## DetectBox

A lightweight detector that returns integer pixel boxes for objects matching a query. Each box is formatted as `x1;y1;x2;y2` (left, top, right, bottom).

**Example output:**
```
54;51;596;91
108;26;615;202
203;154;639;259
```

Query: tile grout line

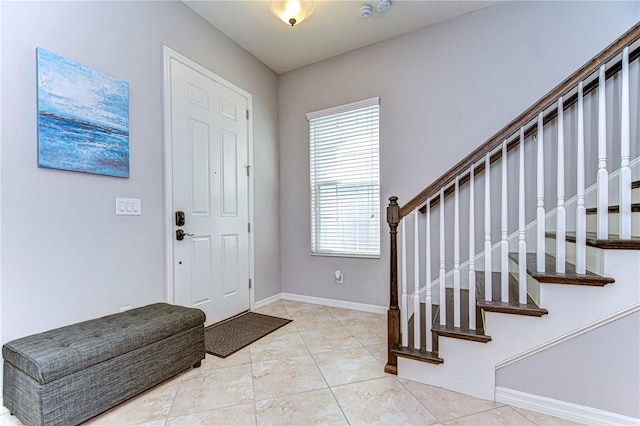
394;377;447;425
249;336;259;426
160;372;182;425
295;304;352;425
442;405;538;425
252;302;331;410
162;362;246;423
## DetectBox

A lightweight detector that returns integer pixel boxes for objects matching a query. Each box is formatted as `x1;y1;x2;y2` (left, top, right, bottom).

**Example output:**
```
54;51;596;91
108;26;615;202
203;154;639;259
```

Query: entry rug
204;312;292;358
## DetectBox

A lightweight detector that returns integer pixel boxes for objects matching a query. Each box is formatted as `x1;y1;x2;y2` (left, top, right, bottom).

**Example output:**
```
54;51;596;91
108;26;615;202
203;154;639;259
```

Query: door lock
175;211;185;226
176;229;194;241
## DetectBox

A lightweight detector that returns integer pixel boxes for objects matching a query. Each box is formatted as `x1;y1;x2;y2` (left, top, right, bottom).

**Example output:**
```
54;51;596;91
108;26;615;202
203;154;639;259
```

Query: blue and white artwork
37;48;129;178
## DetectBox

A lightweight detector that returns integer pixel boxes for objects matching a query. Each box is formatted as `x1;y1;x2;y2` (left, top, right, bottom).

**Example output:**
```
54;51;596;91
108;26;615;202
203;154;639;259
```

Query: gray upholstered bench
2;303;205;426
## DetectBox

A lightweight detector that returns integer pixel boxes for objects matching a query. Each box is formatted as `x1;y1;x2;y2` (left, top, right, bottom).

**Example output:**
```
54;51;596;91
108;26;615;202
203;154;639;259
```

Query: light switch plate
115;198;141;216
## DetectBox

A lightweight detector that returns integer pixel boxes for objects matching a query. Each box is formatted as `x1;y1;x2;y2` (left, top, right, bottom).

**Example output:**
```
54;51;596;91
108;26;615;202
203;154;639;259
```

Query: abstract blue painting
37;48;129;178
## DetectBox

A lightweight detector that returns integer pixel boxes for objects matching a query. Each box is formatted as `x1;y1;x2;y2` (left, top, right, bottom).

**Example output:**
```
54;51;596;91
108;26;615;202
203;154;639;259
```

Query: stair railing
385;23;640;374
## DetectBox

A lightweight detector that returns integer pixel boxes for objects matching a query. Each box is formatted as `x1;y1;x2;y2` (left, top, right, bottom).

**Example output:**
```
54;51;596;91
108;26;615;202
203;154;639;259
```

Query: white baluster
454;177;461;328
597;64;609;240
439;188;446;326
518;128;527;304
469;165;476;330
484;153;492;302
501;140;509;303
425;199;433;352
620;46;631;239
536;112;546;273
401;218;408;347
576;81;586;274
413;211;421;350
556;96;566;274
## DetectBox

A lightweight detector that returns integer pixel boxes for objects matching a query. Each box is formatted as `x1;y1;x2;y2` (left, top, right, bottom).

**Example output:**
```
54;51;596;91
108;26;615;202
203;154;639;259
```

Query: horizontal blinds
309;100;380;256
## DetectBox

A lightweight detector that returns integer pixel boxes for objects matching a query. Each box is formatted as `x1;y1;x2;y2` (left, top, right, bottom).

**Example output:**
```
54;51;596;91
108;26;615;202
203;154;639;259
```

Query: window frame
306;97;381;259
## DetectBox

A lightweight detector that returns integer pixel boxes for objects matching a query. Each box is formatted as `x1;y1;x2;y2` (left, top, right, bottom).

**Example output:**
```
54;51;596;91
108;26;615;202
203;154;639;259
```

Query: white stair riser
506;258;540;306
585;211;640;237
633;186;639;204
545;237;605;276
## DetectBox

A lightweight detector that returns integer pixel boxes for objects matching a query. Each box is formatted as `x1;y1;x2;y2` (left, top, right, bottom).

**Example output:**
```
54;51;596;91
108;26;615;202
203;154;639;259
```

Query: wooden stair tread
510;253;614;286
431;288;491;343
585;203;640;214
475;272;548;317
407;301;438;353
431;323;492;342
632;180;640;189
546;231;640;250
391;346;443;365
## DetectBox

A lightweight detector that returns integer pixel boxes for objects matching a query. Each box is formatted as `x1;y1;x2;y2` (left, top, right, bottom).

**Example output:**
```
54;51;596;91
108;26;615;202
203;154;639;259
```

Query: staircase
384;24;640;423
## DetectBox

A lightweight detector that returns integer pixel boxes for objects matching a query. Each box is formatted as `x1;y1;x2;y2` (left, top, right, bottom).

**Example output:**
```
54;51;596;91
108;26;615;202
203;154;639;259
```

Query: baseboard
495;387;640;426
280;293;387;314
253;293;283;310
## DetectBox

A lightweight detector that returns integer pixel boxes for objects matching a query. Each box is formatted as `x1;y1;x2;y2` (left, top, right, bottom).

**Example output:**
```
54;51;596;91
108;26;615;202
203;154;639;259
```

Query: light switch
115;198;141;216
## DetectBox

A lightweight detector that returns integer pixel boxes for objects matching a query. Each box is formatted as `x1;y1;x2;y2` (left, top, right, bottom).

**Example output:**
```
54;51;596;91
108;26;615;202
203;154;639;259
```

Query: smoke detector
359;4;373;19
376;0;392;14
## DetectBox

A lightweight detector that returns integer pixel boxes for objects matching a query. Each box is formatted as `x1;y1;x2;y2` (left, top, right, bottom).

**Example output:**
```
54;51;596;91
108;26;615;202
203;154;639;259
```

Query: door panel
169;56;250;326
189;119;211;215
221;131;238;216
221;234;240;297
191;237;213;306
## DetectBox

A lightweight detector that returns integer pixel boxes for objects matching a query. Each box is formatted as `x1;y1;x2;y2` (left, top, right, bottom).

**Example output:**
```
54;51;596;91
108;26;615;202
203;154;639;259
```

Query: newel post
385;196;400;374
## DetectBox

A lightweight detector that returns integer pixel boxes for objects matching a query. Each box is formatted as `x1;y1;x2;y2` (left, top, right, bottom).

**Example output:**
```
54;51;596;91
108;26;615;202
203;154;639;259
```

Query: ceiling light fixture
270;0;315;27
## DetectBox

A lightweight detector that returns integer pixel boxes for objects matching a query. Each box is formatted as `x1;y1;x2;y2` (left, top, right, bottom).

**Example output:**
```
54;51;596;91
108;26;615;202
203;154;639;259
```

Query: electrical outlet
335;270;343;284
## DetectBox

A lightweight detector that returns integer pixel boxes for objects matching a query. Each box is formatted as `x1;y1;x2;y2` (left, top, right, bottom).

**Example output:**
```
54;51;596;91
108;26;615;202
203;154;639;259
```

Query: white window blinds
307;97;380;257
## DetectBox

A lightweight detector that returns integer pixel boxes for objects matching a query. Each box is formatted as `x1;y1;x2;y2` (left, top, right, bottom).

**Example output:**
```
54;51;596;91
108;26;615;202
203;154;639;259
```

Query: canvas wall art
37;48;130;178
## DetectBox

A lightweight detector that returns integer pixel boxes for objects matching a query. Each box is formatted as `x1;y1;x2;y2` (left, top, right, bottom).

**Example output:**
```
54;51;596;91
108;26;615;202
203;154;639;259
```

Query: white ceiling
184;1;500;74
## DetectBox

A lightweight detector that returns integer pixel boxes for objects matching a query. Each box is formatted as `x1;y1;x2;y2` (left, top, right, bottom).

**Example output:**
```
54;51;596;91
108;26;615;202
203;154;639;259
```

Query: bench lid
2;303;205;384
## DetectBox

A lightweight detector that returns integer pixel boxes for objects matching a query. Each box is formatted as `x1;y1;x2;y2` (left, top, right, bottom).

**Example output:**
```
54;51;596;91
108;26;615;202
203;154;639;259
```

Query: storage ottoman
2;303;205;426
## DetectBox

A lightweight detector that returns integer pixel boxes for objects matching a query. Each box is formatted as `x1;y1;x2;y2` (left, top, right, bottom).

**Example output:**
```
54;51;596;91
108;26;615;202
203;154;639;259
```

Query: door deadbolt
176;229;194;241
175;211;185;227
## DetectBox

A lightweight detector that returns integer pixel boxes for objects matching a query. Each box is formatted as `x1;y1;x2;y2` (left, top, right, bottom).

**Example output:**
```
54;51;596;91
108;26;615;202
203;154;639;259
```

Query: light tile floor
0;300;582;426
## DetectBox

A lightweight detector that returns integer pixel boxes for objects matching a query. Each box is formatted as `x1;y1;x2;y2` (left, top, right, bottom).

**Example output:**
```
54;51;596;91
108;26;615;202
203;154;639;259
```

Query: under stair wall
495;310;640;420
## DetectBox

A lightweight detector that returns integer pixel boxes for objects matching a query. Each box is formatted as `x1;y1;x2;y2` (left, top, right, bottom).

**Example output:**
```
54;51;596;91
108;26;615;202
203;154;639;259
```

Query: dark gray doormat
204;312;292;358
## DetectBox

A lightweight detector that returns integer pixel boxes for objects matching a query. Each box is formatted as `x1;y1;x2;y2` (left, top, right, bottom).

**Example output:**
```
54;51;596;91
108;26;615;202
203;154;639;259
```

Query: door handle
176;229;194;241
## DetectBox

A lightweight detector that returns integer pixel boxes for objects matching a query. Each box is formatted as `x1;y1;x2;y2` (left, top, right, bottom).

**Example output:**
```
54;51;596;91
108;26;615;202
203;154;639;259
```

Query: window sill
311;252;380;259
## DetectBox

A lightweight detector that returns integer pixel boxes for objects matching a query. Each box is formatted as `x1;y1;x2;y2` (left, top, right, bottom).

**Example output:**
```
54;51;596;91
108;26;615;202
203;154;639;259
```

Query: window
307;97;380;258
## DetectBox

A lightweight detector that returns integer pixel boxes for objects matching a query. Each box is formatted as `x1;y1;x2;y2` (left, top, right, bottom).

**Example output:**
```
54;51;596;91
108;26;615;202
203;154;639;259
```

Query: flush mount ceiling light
270;0;315;27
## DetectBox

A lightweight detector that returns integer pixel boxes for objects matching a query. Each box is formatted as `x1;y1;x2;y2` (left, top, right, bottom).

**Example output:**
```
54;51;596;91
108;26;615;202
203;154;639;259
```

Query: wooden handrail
399;22;640;219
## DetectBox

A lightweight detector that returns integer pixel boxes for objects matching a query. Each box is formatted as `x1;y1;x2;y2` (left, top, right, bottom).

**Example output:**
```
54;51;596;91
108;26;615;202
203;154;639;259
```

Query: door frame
162;46;255;311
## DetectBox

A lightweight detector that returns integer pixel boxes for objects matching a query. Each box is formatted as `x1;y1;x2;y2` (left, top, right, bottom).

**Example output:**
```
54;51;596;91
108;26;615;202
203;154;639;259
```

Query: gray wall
0;1;280;344
278;1;638;306
496;311;640;418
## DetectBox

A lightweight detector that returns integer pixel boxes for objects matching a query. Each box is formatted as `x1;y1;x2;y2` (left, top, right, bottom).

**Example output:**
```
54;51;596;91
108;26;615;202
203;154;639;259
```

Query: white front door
166;50;251;326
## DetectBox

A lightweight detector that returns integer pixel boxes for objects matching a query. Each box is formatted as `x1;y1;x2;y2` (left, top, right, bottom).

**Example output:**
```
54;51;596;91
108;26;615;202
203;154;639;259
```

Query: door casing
162;46;254;311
